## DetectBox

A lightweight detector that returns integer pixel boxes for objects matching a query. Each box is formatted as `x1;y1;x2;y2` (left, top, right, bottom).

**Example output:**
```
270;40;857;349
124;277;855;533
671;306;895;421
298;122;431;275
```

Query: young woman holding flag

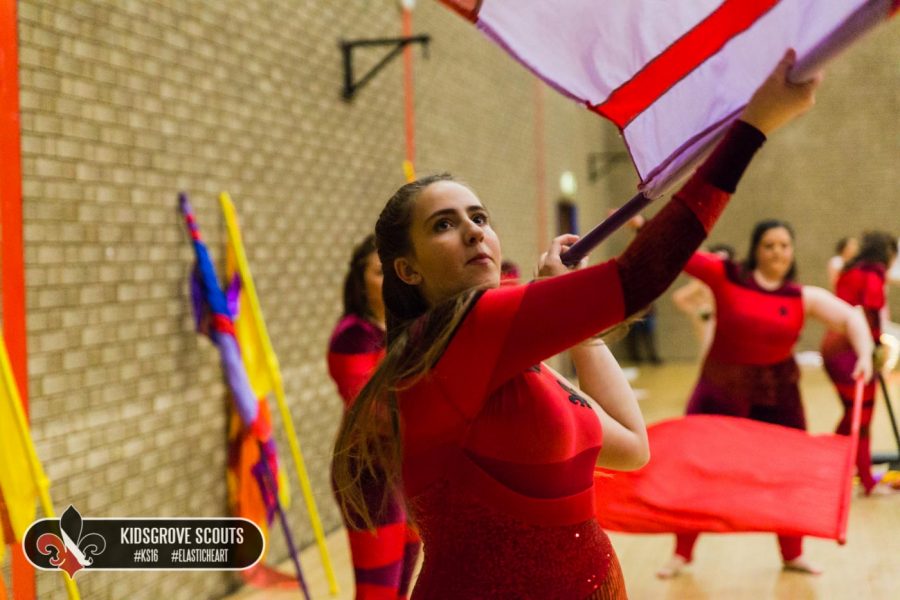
333;51;820;599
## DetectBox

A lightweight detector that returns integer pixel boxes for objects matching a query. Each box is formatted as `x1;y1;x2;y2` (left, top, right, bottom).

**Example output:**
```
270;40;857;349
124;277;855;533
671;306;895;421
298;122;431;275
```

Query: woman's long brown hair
331;173;478;529
844;230;896;272
342;234;377;319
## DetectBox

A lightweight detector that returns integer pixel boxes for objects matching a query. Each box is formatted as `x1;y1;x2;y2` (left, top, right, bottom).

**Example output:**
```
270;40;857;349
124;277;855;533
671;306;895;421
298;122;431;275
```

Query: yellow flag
0;335;81;598
0;333;44;548
225;244;275;401
220;193;340;594
222;196;288;510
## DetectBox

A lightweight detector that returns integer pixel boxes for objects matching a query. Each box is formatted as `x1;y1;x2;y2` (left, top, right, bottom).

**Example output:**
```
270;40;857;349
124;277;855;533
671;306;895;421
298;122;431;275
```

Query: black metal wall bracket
341;35;431;100
587;151;630;183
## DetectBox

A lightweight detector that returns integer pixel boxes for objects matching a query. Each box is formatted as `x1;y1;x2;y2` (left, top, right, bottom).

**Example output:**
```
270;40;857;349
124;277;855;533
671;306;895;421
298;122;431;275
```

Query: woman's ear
394;257;422;286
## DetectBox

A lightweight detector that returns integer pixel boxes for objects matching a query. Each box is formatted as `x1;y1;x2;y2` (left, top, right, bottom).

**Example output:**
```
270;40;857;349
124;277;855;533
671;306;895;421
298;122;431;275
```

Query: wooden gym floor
226;362;900;600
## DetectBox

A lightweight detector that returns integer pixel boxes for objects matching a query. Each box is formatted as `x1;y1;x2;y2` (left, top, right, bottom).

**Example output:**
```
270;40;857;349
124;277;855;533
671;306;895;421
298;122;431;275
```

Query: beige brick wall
12;2;899;598
16;2;612;598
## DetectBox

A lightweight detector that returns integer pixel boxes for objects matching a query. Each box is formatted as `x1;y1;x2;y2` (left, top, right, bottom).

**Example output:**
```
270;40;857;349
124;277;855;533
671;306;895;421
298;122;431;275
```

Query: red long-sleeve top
821;262;886;359
834;262;886;340
398;122;765;598
327;314;386;407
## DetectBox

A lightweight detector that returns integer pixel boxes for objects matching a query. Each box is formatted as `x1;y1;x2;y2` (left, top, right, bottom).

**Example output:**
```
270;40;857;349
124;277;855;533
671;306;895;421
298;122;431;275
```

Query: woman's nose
465;221;485;244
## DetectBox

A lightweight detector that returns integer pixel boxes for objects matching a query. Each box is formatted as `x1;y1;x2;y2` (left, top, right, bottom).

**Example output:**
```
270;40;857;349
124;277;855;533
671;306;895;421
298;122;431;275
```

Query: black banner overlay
23;506;264;577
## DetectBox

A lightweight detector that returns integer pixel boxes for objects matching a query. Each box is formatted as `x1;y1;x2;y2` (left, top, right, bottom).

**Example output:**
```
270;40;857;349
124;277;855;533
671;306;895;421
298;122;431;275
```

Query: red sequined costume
328;314;421;600
675;250;806;562
821;262;886;493
400;122;765;599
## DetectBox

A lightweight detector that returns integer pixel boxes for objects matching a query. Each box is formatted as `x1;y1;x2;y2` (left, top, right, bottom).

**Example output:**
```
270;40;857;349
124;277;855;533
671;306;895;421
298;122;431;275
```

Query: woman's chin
477;272;502;290
464;272;501;293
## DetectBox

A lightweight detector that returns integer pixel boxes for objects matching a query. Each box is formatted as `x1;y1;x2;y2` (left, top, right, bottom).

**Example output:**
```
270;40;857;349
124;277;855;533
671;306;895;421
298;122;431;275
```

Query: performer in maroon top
333;51;823;599
657;221;873;579
821;231;897;495
328;235;421;600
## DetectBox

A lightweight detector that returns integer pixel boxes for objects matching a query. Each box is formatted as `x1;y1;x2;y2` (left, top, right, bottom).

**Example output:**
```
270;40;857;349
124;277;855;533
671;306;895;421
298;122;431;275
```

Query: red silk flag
438;0;899;197
594;414;859;541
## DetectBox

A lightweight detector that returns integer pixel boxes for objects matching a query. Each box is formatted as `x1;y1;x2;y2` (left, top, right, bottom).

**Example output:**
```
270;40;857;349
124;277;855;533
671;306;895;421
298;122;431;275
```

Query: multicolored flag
179;193;309;599
439;0;898;197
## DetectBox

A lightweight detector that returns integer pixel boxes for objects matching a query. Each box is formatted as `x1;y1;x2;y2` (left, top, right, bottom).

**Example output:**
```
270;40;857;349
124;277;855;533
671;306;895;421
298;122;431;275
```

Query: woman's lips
467;254;492;265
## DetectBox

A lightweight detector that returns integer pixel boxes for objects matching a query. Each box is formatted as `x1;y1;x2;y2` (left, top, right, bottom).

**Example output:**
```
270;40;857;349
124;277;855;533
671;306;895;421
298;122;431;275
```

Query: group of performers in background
323;52;896;599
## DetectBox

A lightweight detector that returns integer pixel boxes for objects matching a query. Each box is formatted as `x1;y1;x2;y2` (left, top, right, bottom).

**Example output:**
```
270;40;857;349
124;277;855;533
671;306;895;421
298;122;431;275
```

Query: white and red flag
439;0;897;197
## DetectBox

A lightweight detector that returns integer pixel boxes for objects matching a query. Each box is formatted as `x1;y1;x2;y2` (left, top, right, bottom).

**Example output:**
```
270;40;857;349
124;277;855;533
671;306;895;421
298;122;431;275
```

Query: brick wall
15;2;611;598
12;2;900;598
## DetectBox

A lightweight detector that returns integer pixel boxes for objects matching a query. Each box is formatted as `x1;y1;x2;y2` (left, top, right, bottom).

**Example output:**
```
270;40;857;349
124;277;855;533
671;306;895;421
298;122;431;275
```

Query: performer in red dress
657;220;873;579
328;235;421;600
821;231;897;495
333;51;823;599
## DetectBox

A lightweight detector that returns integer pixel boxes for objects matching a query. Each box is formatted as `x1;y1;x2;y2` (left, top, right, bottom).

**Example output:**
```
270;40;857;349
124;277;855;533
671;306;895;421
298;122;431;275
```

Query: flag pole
561;0;897;266
219;193;340;595
253;441;310;600
560;192;651;266
401;5;416;171
790;0;898;83
837;378;866;544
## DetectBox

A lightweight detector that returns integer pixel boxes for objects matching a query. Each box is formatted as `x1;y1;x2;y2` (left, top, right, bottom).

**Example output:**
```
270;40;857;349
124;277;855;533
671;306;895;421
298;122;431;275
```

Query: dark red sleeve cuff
677;120;765;233
698;120;766;193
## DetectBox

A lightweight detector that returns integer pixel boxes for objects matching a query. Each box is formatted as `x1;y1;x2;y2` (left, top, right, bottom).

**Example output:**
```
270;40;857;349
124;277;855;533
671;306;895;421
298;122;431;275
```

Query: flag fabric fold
594;413;858;541
0;333;44;550
181;194;280;521
222;259;291;531
0;333;81;599
438;0;897;196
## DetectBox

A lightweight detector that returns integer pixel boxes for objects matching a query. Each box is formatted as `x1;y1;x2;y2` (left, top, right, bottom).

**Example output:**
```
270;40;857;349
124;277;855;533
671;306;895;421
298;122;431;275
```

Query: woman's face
754;226;794;281
394;181;501;306
363;251;384;320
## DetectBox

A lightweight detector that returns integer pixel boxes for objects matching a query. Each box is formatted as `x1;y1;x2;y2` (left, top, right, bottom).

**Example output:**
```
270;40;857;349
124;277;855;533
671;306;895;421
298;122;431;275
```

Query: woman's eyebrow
424;205;485;224
424;208;457;225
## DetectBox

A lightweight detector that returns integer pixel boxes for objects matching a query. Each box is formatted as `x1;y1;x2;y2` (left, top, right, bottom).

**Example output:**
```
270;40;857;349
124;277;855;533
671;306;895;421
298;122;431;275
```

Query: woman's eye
434;219;453;232
473;213;489;225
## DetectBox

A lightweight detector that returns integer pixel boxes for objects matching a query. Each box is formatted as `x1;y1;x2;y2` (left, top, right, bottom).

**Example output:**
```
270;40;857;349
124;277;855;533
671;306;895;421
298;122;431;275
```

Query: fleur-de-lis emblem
35;506;106;578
